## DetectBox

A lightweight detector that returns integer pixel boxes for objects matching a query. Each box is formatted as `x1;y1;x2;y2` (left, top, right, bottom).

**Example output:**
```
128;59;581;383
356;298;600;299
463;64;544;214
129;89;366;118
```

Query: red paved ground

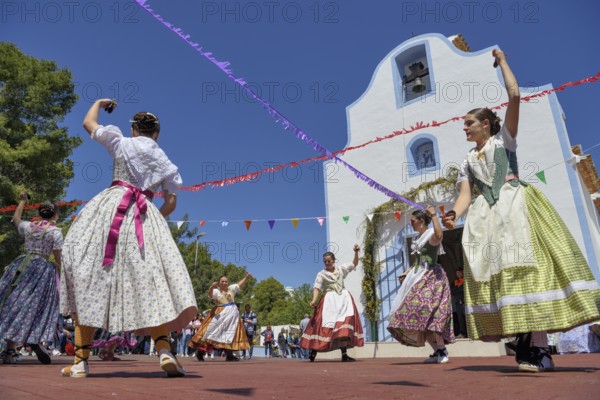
1;354;599;399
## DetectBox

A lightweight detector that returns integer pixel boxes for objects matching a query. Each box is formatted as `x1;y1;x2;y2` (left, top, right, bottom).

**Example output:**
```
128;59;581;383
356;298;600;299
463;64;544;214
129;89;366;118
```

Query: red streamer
2;71;598;212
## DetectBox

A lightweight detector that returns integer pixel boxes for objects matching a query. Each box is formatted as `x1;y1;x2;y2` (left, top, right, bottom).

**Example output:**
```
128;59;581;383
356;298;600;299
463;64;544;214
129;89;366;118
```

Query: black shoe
309;350;317;362
196;351;205;361
225;356;240;362
30;344;51;365
341;354;355;362
518;347;555;372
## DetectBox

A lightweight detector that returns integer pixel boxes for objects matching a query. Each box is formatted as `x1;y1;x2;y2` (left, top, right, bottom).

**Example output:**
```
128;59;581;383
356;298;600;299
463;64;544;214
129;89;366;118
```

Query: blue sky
3;0;600;288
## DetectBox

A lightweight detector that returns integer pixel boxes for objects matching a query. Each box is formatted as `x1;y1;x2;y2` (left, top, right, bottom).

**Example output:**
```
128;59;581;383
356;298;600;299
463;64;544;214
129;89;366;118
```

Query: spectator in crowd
241;304;257;360
261;326;274;358
278;329;288;358
298;314;310;359
452;270;467;338
177;321;193;357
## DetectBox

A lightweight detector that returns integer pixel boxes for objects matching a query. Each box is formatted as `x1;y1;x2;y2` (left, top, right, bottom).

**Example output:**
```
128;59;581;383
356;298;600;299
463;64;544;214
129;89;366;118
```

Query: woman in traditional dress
300;245;364;362
189;274;252;361
0;194;62;365
60;99;197;378
387;206;454;363
443;49;600;372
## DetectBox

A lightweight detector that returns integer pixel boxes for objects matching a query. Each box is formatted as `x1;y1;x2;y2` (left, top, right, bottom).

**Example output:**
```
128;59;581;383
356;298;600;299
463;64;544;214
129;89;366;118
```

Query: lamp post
194;232;207;274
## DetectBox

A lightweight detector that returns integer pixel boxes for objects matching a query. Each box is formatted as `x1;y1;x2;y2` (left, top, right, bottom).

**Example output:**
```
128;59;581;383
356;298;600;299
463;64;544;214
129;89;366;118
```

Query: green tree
252;277;288;325
265;283;312;326
0;42;81;263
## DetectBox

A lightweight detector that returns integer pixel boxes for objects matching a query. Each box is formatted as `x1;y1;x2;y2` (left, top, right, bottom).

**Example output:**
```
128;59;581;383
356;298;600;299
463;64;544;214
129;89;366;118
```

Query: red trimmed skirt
299;290;364;352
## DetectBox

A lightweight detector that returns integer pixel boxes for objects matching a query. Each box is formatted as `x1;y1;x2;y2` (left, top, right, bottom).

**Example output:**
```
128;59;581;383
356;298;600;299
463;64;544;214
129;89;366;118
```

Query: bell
412;77;426;93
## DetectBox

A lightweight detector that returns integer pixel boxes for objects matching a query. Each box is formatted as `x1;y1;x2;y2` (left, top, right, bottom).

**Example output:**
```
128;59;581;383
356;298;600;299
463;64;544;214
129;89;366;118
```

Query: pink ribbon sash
102;180;154;266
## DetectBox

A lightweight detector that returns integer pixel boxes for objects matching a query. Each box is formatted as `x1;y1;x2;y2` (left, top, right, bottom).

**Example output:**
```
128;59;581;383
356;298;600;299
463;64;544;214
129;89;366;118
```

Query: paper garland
135;0;424;211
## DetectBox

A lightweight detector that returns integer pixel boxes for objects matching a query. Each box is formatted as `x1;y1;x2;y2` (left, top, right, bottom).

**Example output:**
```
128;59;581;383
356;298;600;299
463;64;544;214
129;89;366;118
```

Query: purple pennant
268;220;275;230
135;1;424;211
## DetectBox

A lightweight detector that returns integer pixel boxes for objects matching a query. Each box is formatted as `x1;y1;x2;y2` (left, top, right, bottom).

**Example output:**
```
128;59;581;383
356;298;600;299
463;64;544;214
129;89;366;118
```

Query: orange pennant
244;220;252;231
292;218;299;229
199;220;206;227
394;211;402;221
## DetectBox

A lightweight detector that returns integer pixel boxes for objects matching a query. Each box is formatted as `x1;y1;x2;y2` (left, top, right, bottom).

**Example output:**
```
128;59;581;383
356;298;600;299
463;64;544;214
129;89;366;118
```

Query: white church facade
324;33;600;342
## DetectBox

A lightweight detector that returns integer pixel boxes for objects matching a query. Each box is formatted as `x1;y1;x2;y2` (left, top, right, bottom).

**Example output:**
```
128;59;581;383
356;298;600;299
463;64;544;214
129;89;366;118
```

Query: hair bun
38;202;58;219
131;112;160;134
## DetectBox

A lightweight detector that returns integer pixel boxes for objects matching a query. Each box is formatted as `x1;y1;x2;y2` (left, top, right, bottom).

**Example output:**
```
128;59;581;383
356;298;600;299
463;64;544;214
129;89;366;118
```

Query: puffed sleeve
92;125;124;157
496;124;517;152
338;262;357;278
229;284;241;294
52;228;64;250
211;288;220;301
17;221;29;237
313;272;324;290
161;170;183;194
457;157;473;187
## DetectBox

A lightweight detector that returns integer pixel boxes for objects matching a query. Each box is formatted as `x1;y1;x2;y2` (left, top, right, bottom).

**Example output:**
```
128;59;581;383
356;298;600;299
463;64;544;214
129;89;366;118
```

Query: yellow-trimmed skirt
189;304;250;351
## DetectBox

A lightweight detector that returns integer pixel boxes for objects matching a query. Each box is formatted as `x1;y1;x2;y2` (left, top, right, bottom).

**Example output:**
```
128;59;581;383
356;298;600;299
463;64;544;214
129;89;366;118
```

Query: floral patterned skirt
0;254;59;343
61;185;197;333
387;264;454;347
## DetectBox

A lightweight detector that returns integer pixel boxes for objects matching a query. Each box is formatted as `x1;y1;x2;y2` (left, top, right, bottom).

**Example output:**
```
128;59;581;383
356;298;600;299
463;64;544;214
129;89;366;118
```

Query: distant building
285;286;295;296
324;33;600;342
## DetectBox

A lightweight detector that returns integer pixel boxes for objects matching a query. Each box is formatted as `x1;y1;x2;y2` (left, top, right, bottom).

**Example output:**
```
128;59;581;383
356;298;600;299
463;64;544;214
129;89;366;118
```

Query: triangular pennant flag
317;217;325;226
535;171;547;184
366;214;374;222
244;220;252;231
438;205;445;214
394;211;402;221
292;218;299;229
199;220;206;227
176;221;184;229
221;221;229;227
268;220;275;230
342;216;350;224
71;214;76;220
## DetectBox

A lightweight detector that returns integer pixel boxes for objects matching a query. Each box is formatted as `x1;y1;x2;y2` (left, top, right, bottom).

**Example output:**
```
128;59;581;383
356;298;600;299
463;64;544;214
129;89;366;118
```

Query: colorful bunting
342;216;350;224
199;220;206;227
221;221;229;227
244;220;252;231
176;221;184;229
535;171;547;184
292;219;299;229
317;217;325;226
394;211;402;221
268;220;276;230
366;214;374;222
